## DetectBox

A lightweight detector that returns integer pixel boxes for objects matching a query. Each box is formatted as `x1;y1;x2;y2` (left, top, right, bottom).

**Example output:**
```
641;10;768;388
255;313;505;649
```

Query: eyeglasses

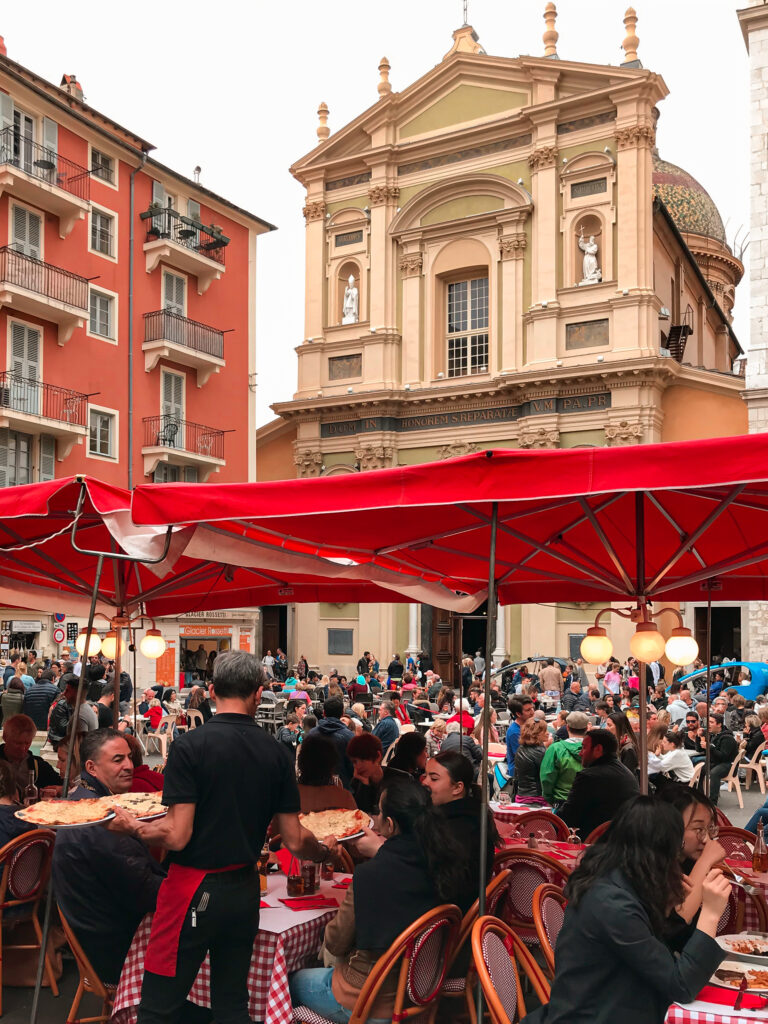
686;825;719;840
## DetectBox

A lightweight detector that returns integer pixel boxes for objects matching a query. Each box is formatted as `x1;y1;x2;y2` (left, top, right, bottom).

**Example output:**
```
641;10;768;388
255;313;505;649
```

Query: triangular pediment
291;47;656;182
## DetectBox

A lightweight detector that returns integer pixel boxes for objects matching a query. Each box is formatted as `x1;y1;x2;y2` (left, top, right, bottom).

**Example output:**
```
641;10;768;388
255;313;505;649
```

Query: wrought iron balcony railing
0;372;88;426
140;207;228;266
0;246;88;309
0;126;91;202
143;415;225;460
143;310;224;359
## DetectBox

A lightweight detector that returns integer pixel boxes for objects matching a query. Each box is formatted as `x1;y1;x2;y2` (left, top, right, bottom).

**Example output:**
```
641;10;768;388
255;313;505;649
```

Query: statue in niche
578;226;602;286
342;274;359;324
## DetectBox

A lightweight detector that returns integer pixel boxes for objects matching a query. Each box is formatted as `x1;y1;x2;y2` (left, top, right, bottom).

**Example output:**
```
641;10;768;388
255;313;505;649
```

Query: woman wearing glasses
659;785;726;951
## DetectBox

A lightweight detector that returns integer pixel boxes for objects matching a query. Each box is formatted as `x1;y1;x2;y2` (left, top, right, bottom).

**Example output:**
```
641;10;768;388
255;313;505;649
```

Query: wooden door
431;608;462;688
262;607;281;657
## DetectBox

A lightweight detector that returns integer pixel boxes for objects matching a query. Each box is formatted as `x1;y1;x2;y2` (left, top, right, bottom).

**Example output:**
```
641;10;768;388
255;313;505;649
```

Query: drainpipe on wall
128;153;147;489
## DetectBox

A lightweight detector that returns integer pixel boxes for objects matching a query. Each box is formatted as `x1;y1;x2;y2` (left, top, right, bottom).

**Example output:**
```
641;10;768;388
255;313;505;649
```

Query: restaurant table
490;800;555;822
666;997;768;1022
500;836;585;871
111;871;343;1024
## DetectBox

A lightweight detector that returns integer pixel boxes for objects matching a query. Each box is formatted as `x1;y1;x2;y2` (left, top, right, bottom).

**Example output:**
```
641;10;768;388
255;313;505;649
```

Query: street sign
66;622;79;644
52;626;66;644
53;613;66;623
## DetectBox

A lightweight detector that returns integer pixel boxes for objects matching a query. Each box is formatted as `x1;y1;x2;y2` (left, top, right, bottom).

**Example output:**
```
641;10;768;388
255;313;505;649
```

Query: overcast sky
2;0;749;426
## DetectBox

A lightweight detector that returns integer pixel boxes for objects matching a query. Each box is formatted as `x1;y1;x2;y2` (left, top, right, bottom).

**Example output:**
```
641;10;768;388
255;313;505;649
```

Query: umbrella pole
113;621;123;729
30;554;105;1024
638;660;648;794
476;501;498;1024
704;588;713;798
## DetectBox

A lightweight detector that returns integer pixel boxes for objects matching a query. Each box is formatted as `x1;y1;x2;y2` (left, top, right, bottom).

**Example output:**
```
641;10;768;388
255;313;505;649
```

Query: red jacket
394;704;411;725
131;764;164;793
143;705;164;731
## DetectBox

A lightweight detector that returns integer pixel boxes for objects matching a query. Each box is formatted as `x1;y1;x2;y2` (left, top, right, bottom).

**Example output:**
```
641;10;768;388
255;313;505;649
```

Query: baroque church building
257;7;747;676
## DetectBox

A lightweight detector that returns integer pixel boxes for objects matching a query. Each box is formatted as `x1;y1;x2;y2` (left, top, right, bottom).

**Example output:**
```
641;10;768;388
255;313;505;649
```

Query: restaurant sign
321;392;611;438
179;625;233;638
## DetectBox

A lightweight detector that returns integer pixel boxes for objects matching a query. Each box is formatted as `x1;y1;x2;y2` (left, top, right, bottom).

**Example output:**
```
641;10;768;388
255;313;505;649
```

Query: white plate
711;960;768;992
717;933;768;960
14;808;116;830
135;810;168;822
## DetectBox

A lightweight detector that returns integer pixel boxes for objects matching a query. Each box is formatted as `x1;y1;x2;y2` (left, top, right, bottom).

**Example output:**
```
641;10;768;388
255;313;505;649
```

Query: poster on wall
155;640;176;687
239;629;252;653
66;622;79;645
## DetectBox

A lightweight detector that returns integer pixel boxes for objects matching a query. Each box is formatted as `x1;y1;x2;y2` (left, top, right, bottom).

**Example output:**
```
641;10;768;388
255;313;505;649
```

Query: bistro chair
491;849;571;946
471;916;551;1024
293;903;461;1024
688;762;704;788
744;741;768;793
720;743;747;809
440;870;514;1023
58;908;115;1024
176;708;204;733
155;418;179;447
532;883;568;978
144;713;177;759
0;829;59;1014
514;810;570;843
717;826;757;861
583;820;611;845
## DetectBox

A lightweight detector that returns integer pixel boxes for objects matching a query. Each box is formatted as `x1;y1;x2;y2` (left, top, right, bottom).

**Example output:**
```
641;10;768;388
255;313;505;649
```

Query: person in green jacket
540;711;587;806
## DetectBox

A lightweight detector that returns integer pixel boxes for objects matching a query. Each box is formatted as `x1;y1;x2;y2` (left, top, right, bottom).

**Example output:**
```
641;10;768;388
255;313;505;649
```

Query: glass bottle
753;818;768;873
527;832;539;850
257;842;270;894
22;771;38;807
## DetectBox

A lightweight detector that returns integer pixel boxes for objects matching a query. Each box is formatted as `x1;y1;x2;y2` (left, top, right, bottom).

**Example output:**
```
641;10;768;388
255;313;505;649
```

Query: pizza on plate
109;792;166;818
299;808;369;839
16;798;113;826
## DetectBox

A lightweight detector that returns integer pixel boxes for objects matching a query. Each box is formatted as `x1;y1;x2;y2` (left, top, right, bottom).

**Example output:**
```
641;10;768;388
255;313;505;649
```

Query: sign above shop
11;621;42;633
179;626;234;638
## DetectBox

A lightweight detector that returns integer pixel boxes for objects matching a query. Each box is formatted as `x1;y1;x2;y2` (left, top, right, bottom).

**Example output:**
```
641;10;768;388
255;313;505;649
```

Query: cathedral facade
257;10;746;677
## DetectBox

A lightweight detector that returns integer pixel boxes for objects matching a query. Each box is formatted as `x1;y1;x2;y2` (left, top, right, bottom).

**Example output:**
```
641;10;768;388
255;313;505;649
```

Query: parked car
677;661;768;702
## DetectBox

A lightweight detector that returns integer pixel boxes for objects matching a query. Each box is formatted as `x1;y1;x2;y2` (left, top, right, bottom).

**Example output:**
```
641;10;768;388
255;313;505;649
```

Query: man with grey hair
112;650;339;1024
372;700;400;755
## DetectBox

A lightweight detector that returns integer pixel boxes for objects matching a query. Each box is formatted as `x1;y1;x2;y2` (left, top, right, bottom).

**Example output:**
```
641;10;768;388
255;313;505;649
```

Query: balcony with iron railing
140;207;230;294
0;247;88;345
142;310;226;386
0;127;90;237
141;414;227;481
0;372;89;459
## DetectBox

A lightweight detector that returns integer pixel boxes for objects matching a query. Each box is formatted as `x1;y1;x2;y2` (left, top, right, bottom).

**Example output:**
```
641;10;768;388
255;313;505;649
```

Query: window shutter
187;200;200;222
161;371;184;421
163;273;185;315
42;118;58;161
11;206;26;252
27;211;41;260
152;180;166;206
24;327;40;381
0;428;7;489
154;462;168;483
39;435;55;481
12;207;41;259
11;322;26;373
183;466;198;483
0;93;13;134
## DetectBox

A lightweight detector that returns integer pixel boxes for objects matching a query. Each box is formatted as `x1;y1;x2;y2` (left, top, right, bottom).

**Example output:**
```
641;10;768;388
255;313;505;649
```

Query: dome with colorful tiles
652;154;727;246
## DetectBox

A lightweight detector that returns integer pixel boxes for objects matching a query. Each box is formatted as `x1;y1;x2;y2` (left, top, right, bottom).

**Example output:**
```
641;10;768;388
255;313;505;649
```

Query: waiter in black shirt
111;650;338;1024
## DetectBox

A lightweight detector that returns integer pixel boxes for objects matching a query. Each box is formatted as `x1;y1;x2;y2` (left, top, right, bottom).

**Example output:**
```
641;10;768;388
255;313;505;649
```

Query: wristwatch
315;840;330;862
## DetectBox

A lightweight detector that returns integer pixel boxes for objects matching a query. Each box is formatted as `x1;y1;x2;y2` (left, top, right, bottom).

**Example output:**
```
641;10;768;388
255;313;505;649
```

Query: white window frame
88;202;118;262
9;200;44;262
446;275;489;379
162;270;187;317
6;315;43;380
86;284;119;345
85;403;119;463
87;143;118;190
160;368;185;421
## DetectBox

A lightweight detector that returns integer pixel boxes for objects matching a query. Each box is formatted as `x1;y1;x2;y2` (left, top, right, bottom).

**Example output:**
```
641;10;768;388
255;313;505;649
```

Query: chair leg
760;768;766;796
31;910;60;997
735;777;744;809
67;977;84;1024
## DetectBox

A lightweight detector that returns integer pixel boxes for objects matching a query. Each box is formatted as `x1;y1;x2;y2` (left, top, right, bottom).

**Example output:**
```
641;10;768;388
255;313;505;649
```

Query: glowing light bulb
580;627;613;665
75;628;102;658
139;629;166;659
665;628;699;667
629;622;666;662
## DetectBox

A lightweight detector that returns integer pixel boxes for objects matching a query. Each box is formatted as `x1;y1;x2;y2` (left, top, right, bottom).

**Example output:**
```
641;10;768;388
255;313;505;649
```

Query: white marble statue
578;228;602;286
342;274;359;324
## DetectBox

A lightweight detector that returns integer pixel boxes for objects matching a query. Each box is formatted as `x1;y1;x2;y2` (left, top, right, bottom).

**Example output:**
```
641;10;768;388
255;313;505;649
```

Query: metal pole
634;494;649;794
476;501;498;1024
112;621;123;729
704;587;713;797
30;554;105;1024
638;659;647;794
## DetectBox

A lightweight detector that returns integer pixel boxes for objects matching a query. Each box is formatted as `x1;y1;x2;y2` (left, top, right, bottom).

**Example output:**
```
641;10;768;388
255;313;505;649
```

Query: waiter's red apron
145;862;247;977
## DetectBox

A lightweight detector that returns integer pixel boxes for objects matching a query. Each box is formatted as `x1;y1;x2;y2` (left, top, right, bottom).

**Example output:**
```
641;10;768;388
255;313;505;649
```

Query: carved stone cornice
499;233;527;260
354;443;395;471
302;200;326;222
517;427;559;449
368;184;400;206
294;447;323;476
437;441;480;460
615;124;655;150
399;252;423;277
604;419;644;446
528;145;559;171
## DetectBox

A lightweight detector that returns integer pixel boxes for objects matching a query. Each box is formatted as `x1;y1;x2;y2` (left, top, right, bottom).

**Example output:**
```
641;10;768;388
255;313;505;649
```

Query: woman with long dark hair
290;777;472;1022
523;797;730;1024
296;734;357;814
605;711;640;775
387;731;427;779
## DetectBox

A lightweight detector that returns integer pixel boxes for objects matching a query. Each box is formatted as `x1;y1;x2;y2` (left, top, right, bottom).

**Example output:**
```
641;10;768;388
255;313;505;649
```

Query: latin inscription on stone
565;319;609;350
328;354;363;380
320;392;611;437
571;178;607;199
335;230;363;247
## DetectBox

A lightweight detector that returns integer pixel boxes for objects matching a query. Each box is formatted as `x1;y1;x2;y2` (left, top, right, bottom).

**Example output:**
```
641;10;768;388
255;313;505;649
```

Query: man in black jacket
308;697;355;788
561;681;591;714
558;729;639;840
704;713;739;806
22;670;59;730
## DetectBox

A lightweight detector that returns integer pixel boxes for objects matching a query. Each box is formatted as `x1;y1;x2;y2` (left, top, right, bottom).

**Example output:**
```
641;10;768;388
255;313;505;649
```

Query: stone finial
543;2;558;58
317;102;330;141
443;24;486;59
378;57;392;98
622;7;639;64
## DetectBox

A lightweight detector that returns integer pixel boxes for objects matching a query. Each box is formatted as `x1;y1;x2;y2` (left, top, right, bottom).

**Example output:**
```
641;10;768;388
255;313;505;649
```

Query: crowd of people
0;640;760;1023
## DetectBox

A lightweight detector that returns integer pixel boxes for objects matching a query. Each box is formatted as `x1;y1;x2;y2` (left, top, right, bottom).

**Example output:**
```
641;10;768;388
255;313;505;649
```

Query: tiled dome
652;154;727;246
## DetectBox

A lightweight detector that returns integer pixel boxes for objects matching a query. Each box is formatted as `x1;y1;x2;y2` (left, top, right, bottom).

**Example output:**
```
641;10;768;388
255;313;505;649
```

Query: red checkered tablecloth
111;878;337;1024
666;1001;768;1022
